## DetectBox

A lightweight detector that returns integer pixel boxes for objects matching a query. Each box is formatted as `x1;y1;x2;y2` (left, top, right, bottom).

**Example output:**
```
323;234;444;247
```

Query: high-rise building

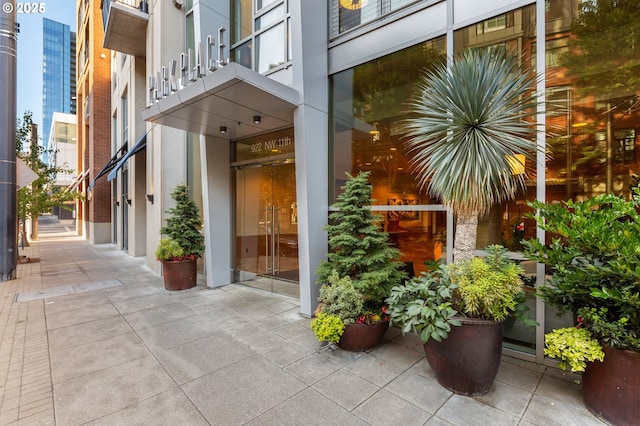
42;18;76;154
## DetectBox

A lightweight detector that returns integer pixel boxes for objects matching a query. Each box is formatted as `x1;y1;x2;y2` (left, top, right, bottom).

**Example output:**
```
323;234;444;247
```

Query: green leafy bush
544;327;604;372
386;267;460;343
310;313;345;344
316;271;364;325
386;245;535;344
155;238;185;261
523;192;640;352
449;245;525;321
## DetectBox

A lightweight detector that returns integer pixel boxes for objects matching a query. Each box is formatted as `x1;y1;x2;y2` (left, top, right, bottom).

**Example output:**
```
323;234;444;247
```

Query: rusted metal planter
583;345;640;426
424;317;504;396
337;319;390;351
161;258;197;291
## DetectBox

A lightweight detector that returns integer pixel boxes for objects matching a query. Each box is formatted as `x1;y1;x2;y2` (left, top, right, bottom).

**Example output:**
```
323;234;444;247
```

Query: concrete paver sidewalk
0;218;608;425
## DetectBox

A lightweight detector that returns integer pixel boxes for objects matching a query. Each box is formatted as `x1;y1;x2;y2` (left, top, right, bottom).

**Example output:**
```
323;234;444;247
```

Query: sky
16;0;77;131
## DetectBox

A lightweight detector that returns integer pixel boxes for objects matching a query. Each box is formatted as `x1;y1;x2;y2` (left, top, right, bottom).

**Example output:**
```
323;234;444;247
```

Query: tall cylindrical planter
583;346;640;426
161;258;197;291
337;320;390;352
424;317;504;396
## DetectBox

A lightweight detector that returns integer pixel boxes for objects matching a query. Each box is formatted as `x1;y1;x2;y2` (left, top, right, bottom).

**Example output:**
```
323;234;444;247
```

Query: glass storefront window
451;5;538;354
541;0;640;333
330;36;448;276
256;23;285;73
453;4;537;255
545;0;640;202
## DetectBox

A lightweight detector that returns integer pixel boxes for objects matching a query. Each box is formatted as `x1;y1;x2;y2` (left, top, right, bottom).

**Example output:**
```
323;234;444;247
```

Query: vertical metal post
0;1;18;281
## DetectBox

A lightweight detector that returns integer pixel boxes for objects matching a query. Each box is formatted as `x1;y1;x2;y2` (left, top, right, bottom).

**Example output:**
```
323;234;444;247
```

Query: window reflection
256;23;285;73
546;0;640;201
330;37;447;276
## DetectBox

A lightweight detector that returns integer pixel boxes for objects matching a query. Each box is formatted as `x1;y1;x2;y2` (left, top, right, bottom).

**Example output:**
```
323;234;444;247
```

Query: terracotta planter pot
583;345;640;426
423;317;504;396
161;258;197;291
337;319;390;351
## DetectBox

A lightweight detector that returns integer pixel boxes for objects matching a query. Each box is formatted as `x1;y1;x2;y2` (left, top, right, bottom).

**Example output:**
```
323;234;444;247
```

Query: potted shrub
312;171;406;351
523;192;640;425
157;184;204;291
393;46;540;395
311;271;389;351
386;245;535;395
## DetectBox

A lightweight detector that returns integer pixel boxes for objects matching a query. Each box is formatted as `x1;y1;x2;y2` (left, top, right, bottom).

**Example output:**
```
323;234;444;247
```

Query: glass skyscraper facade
42;18;76;155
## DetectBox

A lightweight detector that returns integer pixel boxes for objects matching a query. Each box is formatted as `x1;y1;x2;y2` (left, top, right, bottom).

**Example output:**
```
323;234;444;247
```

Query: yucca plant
402;47;541;261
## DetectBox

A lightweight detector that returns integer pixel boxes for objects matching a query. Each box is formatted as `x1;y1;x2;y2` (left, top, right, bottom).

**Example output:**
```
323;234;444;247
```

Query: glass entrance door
235;160;299;297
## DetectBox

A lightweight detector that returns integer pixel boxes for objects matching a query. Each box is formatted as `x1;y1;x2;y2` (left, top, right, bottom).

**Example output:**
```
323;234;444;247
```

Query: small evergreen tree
160;184;204;258
16;111;83;239
316;171;406;306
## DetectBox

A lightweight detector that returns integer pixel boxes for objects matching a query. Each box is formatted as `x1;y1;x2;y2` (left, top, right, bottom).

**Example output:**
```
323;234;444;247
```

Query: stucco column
200;134;232;287
290;0;329;317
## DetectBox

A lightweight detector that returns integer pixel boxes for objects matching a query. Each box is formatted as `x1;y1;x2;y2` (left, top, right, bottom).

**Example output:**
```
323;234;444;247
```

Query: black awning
88;144;128;190
107;133;147;182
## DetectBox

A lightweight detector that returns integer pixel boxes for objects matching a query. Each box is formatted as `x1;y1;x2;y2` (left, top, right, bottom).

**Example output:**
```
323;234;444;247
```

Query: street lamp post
0;1;18;281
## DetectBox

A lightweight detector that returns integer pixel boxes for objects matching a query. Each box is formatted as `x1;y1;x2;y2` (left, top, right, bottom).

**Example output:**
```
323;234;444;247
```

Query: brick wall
77;0;112;225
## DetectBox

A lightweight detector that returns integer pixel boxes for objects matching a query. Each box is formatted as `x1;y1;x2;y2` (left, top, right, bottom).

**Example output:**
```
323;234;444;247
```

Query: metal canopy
141;63;299;140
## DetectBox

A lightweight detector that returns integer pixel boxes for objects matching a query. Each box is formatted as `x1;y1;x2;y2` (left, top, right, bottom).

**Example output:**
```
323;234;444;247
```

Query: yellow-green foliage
448;245;523;321
155;238;184;261
310;313;345;343
545;327;604;372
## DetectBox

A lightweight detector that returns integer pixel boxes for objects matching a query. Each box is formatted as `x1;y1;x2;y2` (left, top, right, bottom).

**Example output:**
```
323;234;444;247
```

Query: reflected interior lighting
340;0;369;10
572;122;588;128
365;162;372;166
390;147;397;151
507;153;526;175
369;130;380;135
397;167;404;171
271;149;279;153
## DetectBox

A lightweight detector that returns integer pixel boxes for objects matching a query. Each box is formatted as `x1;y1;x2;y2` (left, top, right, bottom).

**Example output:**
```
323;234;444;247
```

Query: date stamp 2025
2;2;46;14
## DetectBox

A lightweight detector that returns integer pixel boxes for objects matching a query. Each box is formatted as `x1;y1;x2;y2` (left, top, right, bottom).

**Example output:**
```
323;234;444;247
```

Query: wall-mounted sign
234;128;295;163
148;27;228;105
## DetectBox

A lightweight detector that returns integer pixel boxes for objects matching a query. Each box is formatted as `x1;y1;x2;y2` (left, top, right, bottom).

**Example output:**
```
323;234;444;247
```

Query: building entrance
234;159;299;298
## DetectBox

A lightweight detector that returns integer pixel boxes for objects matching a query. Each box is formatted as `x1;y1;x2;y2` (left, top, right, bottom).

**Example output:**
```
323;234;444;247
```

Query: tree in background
560;0;640;193
16;111;82;241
